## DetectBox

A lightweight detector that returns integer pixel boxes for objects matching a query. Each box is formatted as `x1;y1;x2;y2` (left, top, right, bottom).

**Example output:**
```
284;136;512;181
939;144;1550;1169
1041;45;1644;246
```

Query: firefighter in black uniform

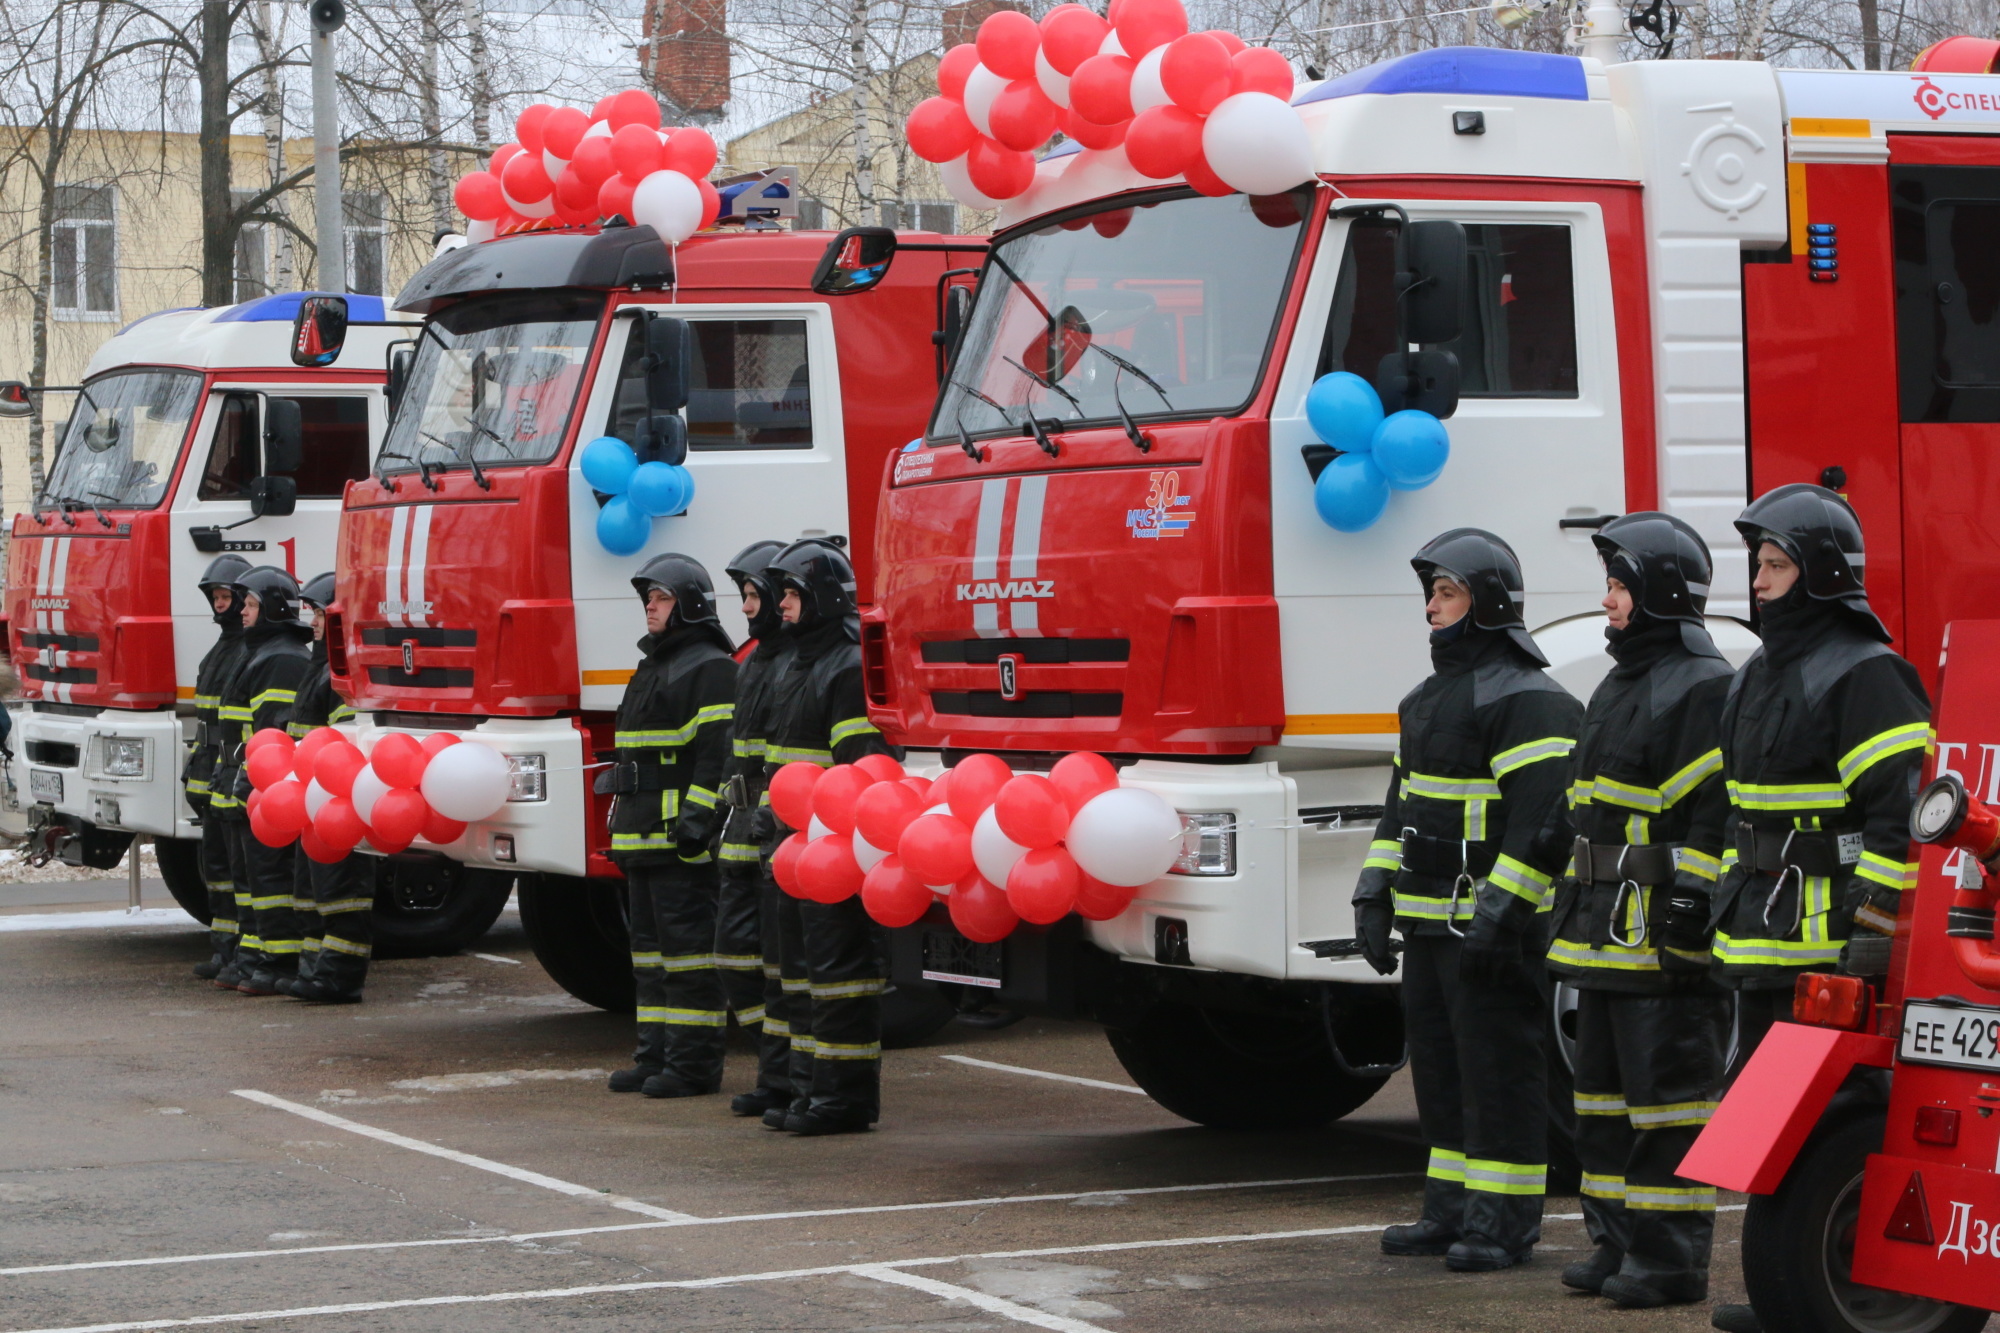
189;553;251;982
210;567;314;996
1547;514;1735;1309
762;539;895;1136
281;572;371;1003
1707;485;1930;1333
717;539;793;1118
1353;529;1582;1271
603;553;737;1099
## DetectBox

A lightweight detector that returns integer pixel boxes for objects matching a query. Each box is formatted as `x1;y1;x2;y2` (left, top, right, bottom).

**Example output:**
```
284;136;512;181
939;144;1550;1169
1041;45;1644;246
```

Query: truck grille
19;631;99;652
930;690;1122;718
26;740;79;767
360;627;478;647
922;638;1129;664
366;666;474;689
24;664;97;685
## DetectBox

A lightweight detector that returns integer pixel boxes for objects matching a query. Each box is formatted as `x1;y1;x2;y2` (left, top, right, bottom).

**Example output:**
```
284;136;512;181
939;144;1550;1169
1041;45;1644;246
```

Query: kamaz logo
29;597;69;610
955;580;1054;602
377;598;434;618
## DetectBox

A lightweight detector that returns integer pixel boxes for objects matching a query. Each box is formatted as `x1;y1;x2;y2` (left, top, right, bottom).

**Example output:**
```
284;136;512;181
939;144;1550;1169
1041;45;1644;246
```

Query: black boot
193;955;225;980
1446;1235;1532;1271
731;1087;790;1117
764;1096;809;1131
236;969;284;996
1710;1304;1762;1332
789;1108;873;1136
607;1066;660;1093
1561;1244;1623;1293
1603;1271;1707;1308
1381;1219;1459;1256
641;1073;718;1099
288;977;362;1004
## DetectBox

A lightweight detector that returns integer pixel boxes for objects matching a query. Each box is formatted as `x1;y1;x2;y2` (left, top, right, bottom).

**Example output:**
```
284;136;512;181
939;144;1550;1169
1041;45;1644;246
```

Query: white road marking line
470;953;521;965
231;1090;693;1222
940;1054;1148;1094
0;1172;1421;1277
0;909;198;934
852;1264;1113;1333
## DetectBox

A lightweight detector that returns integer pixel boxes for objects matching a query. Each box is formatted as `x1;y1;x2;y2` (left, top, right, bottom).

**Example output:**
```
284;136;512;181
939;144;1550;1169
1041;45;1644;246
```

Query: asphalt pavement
0;905;1751;1332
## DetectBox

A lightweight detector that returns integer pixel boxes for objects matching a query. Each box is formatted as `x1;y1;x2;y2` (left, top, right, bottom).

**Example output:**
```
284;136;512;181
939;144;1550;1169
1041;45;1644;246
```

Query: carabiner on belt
1606;844;1649;949
1763;829;1806;939
1446;839;1474;938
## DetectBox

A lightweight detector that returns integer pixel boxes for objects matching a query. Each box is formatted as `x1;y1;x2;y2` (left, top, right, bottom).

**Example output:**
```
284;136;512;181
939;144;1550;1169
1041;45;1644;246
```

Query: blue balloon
595;495;652;555
1313;453;1391;532
1305;372;1385;454
668;464;695;514
580;436;637;495
1372;410;1450;491
627;461;684;517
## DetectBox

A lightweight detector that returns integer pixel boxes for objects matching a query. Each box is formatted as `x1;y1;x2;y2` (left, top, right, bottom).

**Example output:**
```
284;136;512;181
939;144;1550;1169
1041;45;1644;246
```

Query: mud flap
1679;1023;1893;1193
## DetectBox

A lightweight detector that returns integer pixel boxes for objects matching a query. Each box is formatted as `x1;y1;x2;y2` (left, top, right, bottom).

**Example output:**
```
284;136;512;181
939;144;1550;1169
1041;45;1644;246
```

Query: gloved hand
1840;929;1893;979
1658;895;1713;979
674;807;717;860
1850;881;1902;938
750;804;776;844
1459;912;1525;988
1355;900;1398;976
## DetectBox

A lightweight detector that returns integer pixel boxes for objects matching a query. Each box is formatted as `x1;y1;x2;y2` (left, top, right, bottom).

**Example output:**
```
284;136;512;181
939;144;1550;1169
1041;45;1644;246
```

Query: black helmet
300;571;337;610
198;553;251;596
1593;512;1711;623
631;552;718;625
233;565;302;625
726;539;787;640
769;539;857;626
1412;527;1544;664
1734;483;1888;638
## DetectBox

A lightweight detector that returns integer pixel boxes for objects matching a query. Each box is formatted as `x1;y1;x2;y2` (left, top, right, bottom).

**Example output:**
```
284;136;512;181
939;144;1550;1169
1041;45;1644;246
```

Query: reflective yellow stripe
736;1005;766;1025
321;936;372;957
1575;775;1663;814
719;842;761;862
1491;736;1574;778
762;1017;791;1038
1838;723;1931;786
1712;930;1843;967
1402;772;1502;801
631;951;664;967
1626;1184;1717;1211
636;1007;670;1024
686;785;719;810
1392;891;1476;922
810;978;886;1000
713;953;761;970
218;706;253;722
1363;839;1401;872
661;1008;727;1027
660;953;712;972
1581;1173;1626;1200
1427;1148;1466;1183
830;716;879;746
1574;1092;1627;1116
1660;748;1724;807
732;738;768;758
1463;1157;1545;1196
1855;851;1909;890
285;722;312;738
1548;937;1663;972
791;1035;818;1054
814;1040;881;1060
1676;848;1722;882
319;897;372;915
249;688;296;712
1627;1100;1718;1128
611;833;679;850
1727;779;1847;811
768;745;832;764
1488;854;1551;908
329;705;357;723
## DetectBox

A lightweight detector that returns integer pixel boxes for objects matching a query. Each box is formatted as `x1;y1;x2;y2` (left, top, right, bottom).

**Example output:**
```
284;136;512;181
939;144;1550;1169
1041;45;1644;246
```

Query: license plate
920;928;1003;988
28;769;62;803
1900;1000;2000;1072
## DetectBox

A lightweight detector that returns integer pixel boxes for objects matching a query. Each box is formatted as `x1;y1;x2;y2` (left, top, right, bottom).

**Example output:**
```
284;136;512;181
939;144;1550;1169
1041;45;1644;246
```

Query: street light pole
309;0;347;293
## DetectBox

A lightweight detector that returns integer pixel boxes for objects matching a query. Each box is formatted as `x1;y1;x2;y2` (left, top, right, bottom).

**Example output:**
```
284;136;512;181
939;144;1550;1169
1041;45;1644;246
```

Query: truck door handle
1558;514;1616;530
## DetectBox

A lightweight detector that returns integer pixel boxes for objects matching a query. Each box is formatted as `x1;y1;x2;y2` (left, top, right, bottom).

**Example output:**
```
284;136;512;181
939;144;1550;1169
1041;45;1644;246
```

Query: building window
51;185;116;319
879;200;958;234
344;190;386;296
233;190;270;303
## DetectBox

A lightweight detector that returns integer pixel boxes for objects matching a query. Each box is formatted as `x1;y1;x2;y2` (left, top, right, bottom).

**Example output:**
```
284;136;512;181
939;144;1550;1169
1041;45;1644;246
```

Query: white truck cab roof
82;292;407;380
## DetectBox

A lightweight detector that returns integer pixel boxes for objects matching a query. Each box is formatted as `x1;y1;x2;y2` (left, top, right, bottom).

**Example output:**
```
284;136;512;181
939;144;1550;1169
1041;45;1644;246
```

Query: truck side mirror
386;342;415;417
262;396;304;474
1402;220;1466;346
645;315;691;414
247;474;297;518
812;227;897;295
291;294;349;367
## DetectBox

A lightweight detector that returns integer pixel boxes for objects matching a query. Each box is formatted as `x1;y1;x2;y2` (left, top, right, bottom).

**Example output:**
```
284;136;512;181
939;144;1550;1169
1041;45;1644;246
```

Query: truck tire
517;873;636;1013
881;984;957;1049
1741;1111;1989;1333
154;837;210;924
1548;980;1583;1196
1105;1002;1388;1130
371;861;514;959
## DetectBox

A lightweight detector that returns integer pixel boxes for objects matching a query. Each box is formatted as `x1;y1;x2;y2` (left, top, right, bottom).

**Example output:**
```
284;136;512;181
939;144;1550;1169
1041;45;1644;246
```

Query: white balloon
939;156;1001;210
304;778;333;820
1098;29;1127;55
1035;47;1071;109
971;805;1029;890
1129;46;1170;112
350;765;392;826
583;119;613;140
961;63;1008;138
420;741;513;822
1066;787;1185;887
466;219;497;244
500;183;554;219
808;815;832;841
1202;92;1317;197
542;149;569;182
630;169;703;244
853;831;888;872
923;803;951;817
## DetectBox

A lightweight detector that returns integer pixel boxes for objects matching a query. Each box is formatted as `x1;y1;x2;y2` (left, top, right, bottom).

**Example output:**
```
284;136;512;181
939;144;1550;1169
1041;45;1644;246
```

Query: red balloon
292;726;343;785
902;774;935;802
966;138;1035;201
370;732;427;789
607;88;661;130
553;169;597;224
949;873;1019;943
250;804;295;849
993;773;1071;849
1160;32;1232;113
1229;47;1295;100
924;768;953;808
697;178;721;229
260;778;308;835
906;96;978;164
1126;104;1203;178
371;787;429;848
1076;871;1140;920
1061;108;1128;150
301;828;345;864
247;744;295;792
454;171;506;222
797;833;865;903
855;780;924;852
1007;846;1081;924
1182;152;1235;197
501;150;553;204
769;760;825;832
1093;208;1133;237
976;8;1042;79
1068;54;1137;126
246;728;294;757
420;731;461;757
773;831;810;897
1041;3;1111;75
543;106;591;159
947;753;1013;824
1114;0;1188;55
516;103;553;154
488;142;523;176
611;123;663;182
899;812;975;886
1050;752;1119;813
663;127;719;179
597;174;637;224
937;42;981;99
591;94;618;121
989;79;1059;152
811;763;874;837
315;794;367;852
855;753;905;784
313;741;366;799
421;807;468;846
1203;28;1247;54
569;135;616;189
861;855;934;928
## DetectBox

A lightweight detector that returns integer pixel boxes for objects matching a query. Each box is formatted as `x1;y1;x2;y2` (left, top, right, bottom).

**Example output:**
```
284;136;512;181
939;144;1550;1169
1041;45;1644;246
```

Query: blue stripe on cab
1295;47;1590;106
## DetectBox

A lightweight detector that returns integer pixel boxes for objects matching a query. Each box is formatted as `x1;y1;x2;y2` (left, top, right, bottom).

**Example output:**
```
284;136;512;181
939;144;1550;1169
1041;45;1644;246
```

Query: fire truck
332;218;981;1013
862;36;2000;1156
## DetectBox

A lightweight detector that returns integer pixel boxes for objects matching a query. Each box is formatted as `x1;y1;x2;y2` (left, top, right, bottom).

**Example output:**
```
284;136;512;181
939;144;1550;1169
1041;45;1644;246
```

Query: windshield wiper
1087;345;1168;454
453;417;499;490
83;490;121;528
999;359;1076;459
944;391;989;464
414;432;458;491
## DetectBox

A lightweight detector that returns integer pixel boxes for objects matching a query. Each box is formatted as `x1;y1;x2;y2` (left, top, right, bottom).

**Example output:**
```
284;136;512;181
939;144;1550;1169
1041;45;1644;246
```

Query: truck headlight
90;736;149;779
505;753;547;802
1171;811;1236;876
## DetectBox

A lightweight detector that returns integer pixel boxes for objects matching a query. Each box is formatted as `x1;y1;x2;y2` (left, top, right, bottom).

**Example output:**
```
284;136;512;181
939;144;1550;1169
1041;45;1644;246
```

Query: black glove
1355;900;1398;976
1839;929;1893;979
674;808;717;859
750;804;776;844
1459;911;1525;988
1658;895;1713;978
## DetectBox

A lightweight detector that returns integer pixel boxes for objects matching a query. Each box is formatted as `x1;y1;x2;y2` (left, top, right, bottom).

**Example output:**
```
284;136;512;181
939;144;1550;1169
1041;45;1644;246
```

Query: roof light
1294;47;1588;108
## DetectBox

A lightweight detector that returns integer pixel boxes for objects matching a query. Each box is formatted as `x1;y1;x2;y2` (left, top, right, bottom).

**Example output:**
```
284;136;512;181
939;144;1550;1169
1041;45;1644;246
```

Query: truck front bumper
9;705;191;839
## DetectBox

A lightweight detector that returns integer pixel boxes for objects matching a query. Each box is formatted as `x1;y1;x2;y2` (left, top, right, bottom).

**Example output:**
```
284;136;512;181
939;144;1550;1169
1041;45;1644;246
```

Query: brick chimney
942;0;1026;50
643;0;729;124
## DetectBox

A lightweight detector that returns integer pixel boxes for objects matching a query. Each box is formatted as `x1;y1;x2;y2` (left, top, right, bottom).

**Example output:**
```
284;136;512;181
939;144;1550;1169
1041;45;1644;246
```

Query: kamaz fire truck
862;35;2000;1165
331;218;981;1011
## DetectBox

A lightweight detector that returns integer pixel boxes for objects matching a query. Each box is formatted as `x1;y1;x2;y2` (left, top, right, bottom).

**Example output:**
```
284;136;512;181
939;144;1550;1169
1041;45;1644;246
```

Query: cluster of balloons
579;435;694;556
452;92;722;244
767;752;1184;943
245;728;515;859
903;0;1315;208
1305;372;1452;532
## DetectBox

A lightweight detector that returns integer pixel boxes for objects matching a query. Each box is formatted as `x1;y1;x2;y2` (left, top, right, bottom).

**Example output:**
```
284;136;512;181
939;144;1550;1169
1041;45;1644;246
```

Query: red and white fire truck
331;218;981;1009
863;38;2000;1149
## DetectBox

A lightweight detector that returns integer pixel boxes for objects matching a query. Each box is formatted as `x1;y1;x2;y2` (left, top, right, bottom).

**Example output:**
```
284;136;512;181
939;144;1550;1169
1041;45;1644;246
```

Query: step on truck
331;217;983;1012
1;294;403;921
863;42;2000;1144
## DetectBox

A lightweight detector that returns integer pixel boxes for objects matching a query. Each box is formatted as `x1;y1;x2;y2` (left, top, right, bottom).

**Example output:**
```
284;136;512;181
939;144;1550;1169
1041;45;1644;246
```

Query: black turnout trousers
226;818;302;977
201;813;240;965
776;891;883;1124
626;859;727;1089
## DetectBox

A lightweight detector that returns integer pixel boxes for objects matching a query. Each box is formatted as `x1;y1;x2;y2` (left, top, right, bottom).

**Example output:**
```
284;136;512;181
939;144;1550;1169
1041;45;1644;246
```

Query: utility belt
723;772;767;810
594;761;681;796
1396;830;1498;880
1564;838;1680;950
1723;821;1863;942
1571;838;1677;886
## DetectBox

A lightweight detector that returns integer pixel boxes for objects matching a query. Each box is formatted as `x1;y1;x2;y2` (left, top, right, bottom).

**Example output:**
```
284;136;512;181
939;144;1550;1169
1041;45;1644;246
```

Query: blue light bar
1295;47;1589;107
213;291;388;323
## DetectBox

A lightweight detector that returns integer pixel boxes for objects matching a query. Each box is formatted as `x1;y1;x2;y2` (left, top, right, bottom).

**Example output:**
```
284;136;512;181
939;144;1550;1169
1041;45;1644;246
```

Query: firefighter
602;553;737;1099
281;572;372;1004
1547;513;1735;1309
717;539;793;1118
762;539;895;1136
1352;528;1582;1271
189;553;252;983
209;567;314;996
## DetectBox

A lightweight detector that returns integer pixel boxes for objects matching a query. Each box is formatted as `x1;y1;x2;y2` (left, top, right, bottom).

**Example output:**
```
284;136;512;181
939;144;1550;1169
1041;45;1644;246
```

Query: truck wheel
154;837;210;924
371;862;514;959
1547;981;1583;1196
1105;1002;1388;1130
1742;1112;1989;1333
881;984;957;1049
516;873;636;1013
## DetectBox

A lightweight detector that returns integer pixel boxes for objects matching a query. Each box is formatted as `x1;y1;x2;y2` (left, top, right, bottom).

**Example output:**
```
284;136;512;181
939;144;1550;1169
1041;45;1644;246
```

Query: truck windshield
40;368;201;511
382;291;603;472
933;189;1310;441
